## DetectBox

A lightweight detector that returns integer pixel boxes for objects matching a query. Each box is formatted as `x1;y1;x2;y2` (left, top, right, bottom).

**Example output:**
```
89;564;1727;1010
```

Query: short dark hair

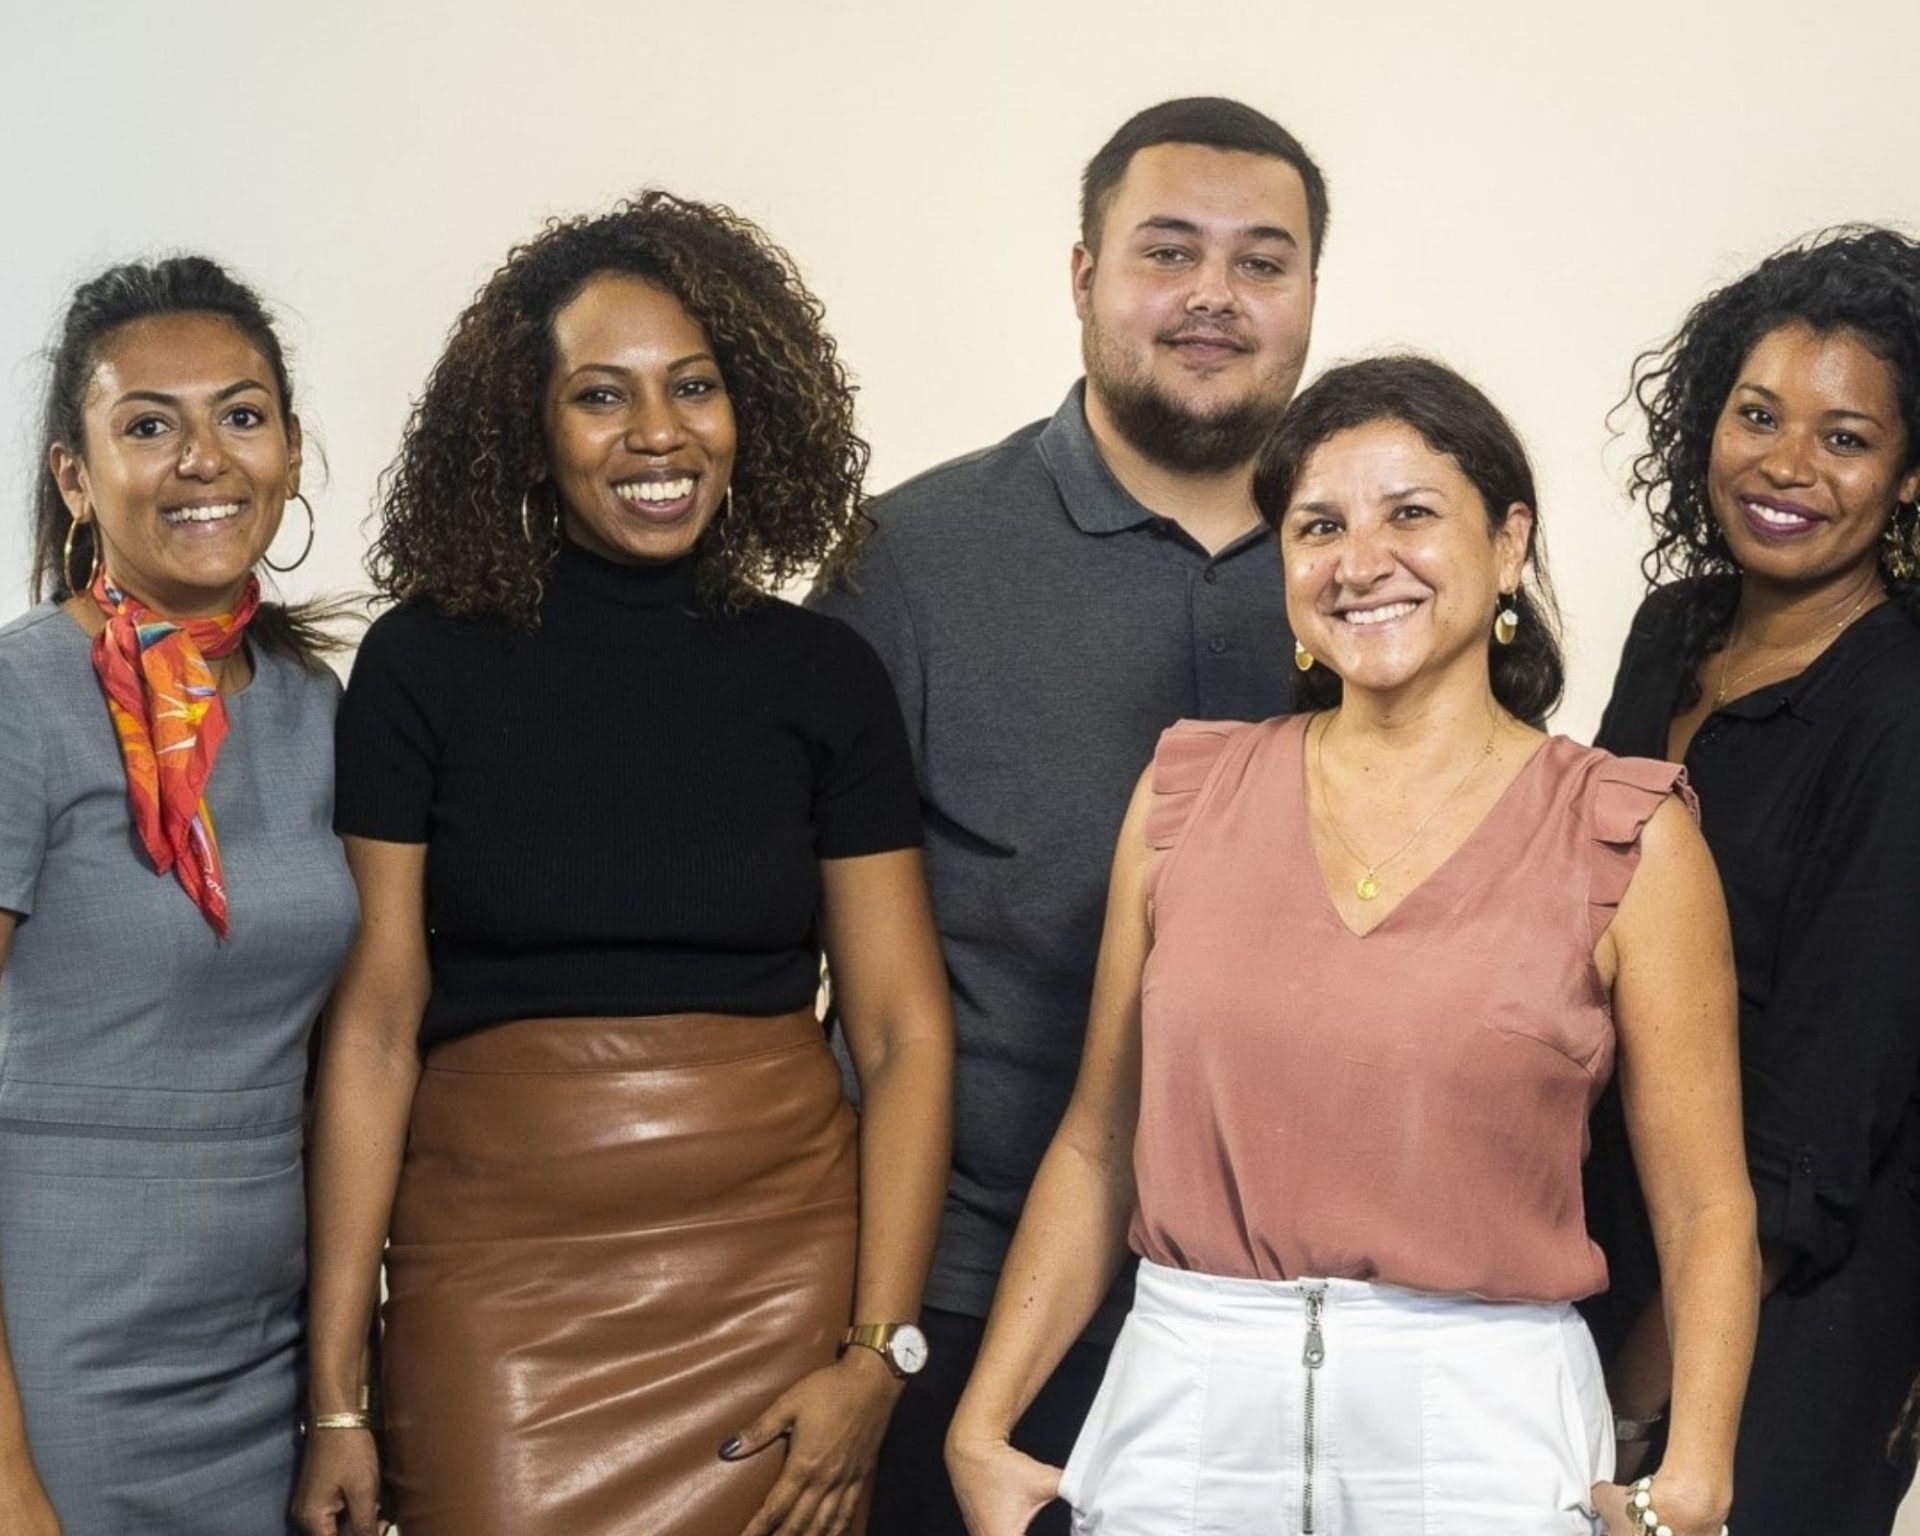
32;255;344;667
1080;97;1329;271
1253;355;1565;724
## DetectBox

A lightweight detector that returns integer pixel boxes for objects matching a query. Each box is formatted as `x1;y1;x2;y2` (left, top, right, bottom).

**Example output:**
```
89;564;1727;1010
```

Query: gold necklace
1313;715;1498;902
1714;581;1874;707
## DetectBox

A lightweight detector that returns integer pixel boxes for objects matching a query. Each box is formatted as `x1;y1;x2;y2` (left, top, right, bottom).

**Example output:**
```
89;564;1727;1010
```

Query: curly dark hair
1253;355;1565;726
1626;225;1920;708
31;255;345;667
372;190;869;621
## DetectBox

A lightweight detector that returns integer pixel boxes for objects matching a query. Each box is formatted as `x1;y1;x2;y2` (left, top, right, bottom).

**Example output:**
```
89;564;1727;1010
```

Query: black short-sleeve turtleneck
334;538;922;1048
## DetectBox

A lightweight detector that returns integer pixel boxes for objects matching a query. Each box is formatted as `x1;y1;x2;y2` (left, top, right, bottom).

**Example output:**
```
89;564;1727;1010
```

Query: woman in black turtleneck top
294;194;952;1536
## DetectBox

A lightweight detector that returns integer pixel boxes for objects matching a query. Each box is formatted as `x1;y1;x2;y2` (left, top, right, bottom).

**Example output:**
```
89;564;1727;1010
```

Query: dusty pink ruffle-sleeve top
1129;713;1694;1304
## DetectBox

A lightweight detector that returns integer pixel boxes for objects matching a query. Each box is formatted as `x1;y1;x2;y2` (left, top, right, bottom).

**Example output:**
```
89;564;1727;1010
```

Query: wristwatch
841;1322;930;1378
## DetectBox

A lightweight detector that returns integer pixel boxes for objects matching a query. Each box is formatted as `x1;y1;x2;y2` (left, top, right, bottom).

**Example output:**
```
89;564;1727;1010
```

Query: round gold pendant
1356;873;1381;901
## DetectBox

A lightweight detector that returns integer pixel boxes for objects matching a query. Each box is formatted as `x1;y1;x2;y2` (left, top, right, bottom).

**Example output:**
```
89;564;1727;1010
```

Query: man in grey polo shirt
813;97;1326;1533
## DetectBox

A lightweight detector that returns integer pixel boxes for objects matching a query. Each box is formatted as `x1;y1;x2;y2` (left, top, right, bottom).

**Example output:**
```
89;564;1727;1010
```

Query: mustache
1158;325;1253;351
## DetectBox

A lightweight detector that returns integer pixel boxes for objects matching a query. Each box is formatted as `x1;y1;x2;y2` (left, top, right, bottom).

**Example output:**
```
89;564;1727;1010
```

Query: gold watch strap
842;1323;900;1351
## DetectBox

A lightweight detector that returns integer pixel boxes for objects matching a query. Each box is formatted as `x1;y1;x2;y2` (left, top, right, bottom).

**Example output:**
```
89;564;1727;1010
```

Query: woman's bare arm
1599;796;1758;1533
826;847;954;1338
0;915;63;1534
292;837;431;1536
732;845;953;1536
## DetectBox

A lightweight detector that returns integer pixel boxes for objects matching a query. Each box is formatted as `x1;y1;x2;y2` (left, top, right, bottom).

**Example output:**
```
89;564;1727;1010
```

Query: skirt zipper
1301;1284;1326;1533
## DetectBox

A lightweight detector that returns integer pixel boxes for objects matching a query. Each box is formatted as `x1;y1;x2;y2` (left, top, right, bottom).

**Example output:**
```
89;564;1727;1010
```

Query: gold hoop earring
521;489;560;547
1293;639;1314;672
62;518;102;593
1493;594;1520;647
262;492;316;574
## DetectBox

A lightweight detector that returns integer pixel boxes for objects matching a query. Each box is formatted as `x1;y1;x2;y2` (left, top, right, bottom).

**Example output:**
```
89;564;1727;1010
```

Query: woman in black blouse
1584;226;1920;1535
293;194;952;1536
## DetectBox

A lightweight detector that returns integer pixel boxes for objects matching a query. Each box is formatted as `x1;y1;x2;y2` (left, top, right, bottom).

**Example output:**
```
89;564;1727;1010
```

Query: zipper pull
1302;1289;1325;1369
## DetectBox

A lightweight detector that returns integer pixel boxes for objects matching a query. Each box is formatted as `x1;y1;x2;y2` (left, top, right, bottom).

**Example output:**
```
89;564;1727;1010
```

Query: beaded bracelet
1626;1476;1728;1536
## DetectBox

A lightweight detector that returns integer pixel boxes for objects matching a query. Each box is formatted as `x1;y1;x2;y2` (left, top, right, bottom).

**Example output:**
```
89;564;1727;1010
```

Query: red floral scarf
89;571;261;937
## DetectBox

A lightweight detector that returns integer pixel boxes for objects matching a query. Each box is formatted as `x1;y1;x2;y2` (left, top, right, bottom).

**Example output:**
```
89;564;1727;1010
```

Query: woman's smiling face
1707;321;1920;594
51;311;300;616
540;272;737;566
1282;418;1530;701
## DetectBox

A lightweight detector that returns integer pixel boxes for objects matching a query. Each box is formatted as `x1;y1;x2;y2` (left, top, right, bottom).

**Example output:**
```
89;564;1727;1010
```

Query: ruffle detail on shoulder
1587;756;1698;940
1145;720;1252;853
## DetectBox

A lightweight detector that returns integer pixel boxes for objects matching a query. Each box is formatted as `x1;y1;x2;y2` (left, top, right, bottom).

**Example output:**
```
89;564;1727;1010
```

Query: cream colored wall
2;0;1914;736
4;0;1920;1518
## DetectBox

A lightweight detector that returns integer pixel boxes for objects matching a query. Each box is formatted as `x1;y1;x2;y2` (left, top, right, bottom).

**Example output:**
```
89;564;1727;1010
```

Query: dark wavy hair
372;190;869;622
1626;225;1920;708
1253;355;1565;724
31;255;344;667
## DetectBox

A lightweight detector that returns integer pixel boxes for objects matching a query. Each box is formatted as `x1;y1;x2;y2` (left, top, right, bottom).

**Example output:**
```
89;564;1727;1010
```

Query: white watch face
887;1323;929;1375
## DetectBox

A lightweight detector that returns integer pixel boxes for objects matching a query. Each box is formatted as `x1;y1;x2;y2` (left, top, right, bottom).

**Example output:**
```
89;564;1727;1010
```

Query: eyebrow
113;379;272;409
1291;485;1446;516
1135;215;1299;249
564;352;716;381
1733;381;1887;427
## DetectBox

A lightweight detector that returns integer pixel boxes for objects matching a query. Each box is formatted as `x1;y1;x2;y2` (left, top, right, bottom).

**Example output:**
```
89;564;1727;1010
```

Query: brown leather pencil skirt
381;1009;858;1536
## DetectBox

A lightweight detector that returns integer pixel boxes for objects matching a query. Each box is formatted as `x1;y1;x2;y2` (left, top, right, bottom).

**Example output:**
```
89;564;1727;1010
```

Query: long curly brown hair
372;190;870;620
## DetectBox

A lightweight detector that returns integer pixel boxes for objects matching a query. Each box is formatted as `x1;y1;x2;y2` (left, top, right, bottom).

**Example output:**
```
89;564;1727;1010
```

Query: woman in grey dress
0;257;358;1535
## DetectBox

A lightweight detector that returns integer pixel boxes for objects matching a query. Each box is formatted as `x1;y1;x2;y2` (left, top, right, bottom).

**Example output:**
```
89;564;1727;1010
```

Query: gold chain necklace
1313;714;1498;902
1714;581;1874;707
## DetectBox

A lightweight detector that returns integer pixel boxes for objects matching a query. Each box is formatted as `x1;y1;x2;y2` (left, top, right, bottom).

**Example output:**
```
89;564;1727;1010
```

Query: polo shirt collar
1035;380;1162;535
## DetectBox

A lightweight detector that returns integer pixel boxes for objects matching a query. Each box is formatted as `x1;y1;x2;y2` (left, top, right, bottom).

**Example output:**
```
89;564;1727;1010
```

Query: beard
1084;319;1294;475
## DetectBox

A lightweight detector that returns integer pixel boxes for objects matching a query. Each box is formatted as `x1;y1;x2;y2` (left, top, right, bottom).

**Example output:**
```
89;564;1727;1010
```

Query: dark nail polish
718;1436;742;1460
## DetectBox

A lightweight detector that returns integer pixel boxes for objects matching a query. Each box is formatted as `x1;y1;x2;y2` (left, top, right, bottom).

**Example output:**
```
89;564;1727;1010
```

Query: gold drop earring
1493;594;1520;647
1293;639;1314;672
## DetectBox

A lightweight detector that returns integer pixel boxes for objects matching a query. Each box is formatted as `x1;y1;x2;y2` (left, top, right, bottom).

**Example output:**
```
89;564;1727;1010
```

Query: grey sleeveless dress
0;602;358;1535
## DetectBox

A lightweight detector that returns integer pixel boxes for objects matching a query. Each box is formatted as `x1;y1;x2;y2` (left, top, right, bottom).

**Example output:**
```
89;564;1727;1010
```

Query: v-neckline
1291;716;1552;941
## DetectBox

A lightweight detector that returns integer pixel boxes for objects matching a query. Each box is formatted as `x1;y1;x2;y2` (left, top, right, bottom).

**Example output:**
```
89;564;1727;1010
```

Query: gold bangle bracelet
308;1411;371;1431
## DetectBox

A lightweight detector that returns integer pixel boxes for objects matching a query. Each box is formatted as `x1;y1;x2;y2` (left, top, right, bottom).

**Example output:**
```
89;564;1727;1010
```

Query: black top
1586;582;1920;1311
334;538;922;1049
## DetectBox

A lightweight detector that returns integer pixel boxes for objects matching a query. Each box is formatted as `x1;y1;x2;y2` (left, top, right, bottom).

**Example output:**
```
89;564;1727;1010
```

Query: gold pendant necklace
1714;581;1875;707
1314;714;1498;902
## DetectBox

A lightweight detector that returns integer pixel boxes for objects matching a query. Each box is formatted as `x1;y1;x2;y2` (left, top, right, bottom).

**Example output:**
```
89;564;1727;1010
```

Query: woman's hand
290;1427;384;1536
729;1349;902;1536
1591;1471;1727;1536
946;1424;1062;1536
0;1462;62;1536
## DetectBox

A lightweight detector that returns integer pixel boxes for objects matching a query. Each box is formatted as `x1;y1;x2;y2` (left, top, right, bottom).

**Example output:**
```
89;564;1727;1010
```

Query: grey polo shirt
811;381;1293;1340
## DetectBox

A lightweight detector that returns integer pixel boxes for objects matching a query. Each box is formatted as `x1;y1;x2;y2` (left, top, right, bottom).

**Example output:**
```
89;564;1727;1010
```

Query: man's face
1074;142;1316;474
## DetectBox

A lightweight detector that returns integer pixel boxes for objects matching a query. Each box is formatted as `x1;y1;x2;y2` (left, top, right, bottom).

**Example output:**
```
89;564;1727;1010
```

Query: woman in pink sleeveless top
947;358;1758;1536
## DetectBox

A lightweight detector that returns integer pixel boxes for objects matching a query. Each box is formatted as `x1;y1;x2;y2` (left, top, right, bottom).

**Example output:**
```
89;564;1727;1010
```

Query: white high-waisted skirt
1059;1260;1614;1535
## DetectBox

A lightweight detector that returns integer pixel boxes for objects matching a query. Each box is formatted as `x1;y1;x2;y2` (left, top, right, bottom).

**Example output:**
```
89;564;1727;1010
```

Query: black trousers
868;1306;1112;1536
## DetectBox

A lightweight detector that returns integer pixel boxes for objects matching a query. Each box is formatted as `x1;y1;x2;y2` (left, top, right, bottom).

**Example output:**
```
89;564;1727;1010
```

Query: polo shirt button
1203;567;1221;584
1208;637;1227;655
